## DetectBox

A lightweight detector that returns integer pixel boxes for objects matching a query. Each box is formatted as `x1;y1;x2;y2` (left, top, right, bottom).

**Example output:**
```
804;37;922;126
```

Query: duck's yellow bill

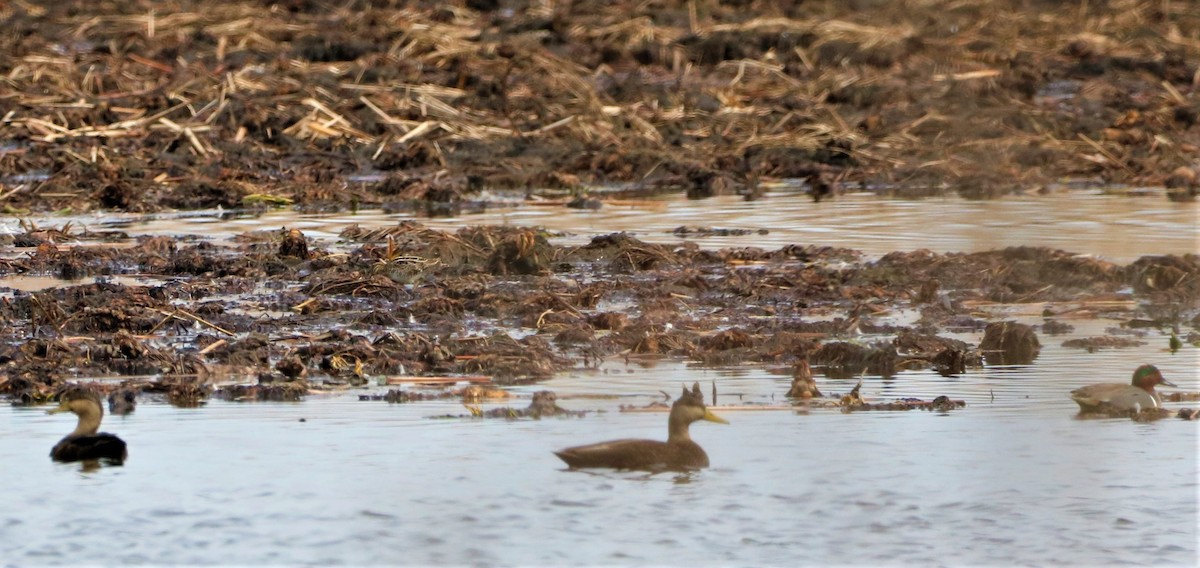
703;409;729;424
46;403;69;415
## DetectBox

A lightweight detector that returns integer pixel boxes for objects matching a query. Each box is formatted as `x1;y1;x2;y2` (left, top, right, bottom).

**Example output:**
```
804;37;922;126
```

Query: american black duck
108;388;137;415
48;389;127;464
554;383;727;471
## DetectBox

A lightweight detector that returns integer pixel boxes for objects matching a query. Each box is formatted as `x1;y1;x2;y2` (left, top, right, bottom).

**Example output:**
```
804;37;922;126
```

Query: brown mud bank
0;221;1196;406
2;0;1199;216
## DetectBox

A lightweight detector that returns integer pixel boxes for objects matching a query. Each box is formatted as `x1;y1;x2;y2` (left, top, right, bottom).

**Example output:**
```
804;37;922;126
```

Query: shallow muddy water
1;191;1198;566
5;189;1197;262
1;314;1197;566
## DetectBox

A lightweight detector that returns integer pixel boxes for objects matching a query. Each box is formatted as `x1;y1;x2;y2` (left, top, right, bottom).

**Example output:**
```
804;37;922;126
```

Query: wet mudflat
0;195;1197;564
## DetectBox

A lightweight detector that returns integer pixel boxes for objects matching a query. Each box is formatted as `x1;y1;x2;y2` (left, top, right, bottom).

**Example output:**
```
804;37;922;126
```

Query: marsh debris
3;1;1196;214
217;381;309;402
811;341;899;379
980;322;1041;366
0;220;1193;411
1061;336;1149;351
786;359;822;399
468;391;585;419
842;395;967;413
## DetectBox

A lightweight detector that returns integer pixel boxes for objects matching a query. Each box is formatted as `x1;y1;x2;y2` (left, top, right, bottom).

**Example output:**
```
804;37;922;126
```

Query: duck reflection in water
48;388;127;466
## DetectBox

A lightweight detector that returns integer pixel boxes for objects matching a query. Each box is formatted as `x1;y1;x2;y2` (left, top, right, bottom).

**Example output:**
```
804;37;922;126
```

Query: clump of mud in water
980;322;1041;365
1061;336;1148;351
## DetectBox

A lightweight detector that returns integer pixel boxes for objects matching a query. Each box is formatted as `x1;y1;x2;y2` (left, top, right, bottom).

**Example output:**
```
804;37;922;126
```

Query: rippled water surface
1;191;1198;566
2;189;1196;261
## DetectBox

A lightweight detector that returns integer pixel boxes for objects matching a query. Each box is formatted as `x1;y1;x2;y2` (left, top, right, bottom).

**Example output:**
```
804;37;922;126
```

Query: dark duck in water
48;388;128;464
108;388;137;415
554;383;727;472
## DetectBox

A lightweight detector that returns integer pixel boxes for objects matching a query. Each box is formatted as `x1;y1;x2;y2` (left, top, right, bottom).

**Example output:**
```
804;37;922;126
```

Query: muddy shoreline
0;220;1195;412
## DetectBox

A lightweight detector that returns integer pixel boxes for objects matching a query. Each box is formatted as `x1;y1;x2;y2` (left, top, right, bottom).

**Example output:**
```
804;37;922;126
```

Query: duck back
51;433;127;464
555;438;709;471
1070;383;1159;412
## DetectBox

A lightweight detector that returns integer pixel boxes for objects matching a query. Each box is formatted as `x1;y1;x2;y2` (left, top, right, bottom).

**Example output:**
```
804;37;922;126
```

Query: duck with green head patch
1070;364;1177;414
554;382;727;471
48;388;127;464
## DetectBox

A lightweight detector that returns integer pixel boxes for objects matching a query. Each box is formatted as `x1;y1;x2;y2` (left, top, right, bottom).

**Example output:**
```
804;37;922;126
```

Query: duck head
47;388;105;436
47;388;104;416
528;390;561;415
674;382;728;425
47;398;96;416
1131;365;1176;391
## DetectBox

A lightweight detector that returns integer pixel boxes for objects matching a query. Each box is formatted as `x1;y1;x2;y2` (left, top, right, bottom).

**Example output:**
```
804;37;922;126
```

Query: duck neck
666;412;692;443
1147;388;1163;404
71;405;102;436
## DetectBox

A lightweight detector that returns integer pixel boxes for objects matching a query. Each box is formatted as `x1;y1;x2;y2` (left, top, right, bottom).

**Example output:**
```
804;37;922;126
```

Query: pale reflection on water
0;191;1197;565
2;190;1195;262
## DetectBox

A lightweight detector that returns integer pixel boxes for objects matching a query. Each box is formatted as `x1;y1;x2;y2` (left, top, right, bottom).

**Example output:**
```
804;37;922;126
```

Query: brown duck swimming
108;388;137;415
48;389;128;464
554;383;727;471
1070;364;1177;414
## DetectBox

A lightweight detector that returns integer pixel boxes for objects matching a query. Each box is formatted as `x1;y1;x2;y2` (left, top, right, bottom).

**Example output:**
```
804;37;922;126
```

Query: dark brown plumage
49;389;127;464
554;383;727;472
108;388;137;415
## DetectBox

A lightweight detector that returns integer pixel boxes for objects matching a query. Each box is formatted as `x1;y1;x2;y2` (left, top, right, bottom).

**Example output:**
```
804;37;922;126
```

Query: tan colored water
1;190;1197;565
16;189;1193;262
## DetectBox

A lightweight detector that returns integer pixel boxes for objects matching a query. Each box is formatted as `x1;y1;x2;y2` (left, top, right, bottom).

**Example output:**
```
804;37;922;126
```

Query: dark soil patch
1;1;1196;215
